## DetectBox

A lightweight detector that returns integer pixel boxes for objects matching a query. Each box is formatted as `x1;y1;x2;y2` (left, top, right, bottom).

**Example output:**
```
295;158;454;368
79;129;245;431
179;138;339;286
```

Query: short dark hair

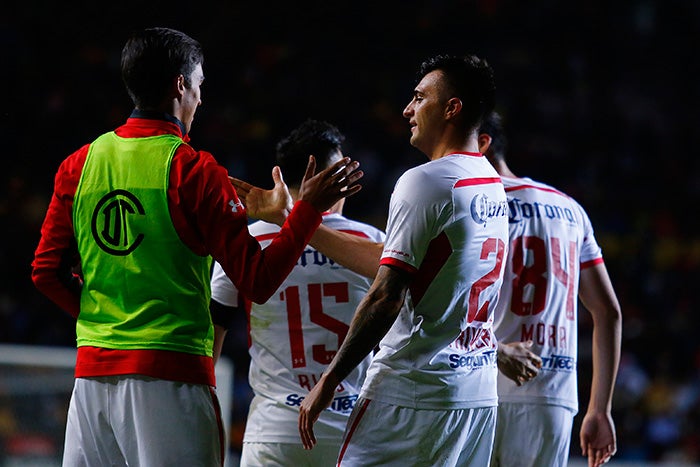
417;54;496;132
121;27;203;109
276;119;345;188
479;111;508;161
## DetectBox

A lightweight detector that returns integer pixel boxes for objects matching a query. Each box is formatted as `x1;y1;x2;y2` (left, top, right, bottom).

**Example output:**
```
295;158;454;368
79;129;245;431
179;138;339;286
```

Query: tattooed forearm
325;266;408;381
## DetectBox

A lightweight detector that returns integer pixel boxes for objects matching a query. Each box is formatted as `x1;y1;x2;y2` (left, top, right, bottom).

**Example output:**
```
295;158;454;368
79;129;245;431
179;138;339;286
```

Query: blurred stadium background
2;1;698;465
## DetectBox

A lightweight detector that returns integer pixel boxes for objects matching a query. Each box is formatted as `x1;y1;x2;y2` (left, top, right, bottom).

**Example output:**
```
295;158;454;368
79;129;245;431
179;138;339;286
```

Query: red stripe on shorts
336;398;372;466
208;387;225;466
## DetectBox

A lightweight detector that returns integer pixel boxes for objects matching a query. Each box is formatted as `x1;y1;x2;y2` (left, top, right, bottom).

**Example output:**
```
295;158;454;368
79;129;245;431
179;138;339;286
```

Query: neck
488;157;517;178
428;135;480;161
132;108;187;136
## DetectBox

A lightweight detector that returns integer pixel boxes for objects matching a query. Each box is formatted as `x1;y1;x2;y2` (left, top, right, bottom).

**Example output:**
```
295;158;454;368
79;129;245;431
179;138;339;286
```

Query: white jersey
361;152;509;409
494;176;603;411
211;213;385;444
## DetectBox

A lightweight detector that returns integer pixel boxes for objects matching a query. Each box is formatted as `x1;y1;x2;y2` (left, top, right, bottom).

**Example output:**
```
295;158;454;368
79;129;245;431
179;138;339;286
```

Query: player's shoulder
503;176;592;217
502;176;570;198
322;214;386;240
395;159;454;193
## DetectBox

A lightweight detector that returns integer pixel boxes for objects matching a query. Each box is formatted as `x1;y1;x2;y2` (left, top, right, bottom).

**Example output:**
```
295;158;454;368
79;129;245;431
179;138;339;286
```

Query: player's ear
478;133;492;154
445;97;462;120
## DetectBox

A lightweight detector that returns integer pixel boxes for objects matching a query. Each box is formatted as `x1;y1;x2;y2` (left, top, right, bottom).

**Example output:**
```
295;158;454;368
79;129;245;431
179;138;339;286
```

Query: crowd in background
2;0;698;463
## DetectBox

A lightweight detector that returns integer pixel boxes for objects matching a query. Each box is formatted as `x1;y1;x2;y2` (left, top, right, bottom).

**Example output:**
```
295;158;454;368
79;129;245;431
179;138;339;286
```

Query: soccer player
295;54;509;466
211;119;385;466
479;111;622;467
31;27;362;466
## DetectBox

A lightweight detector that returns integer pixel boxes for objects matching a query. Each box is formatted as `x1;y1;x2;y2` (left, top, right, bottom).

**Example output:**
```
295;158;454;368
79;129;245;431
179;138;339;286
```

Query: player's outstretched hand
496;341;542;386
580;411;616;466
299;373;339;450
229;166;293;226
298;156;363;213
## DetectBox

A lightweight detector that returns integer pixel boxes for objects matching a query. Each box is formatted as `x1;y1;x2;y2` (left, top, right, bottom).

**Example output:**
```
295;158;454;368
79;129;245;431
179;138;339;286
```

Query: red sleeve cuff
379;257;417;274
286;200;322;238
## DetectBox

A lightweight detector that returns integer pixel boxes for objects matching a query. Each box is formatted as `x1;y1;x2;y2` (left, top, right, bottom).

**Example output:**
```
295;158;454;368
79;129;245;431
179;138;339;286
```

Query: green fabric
73;132;213;356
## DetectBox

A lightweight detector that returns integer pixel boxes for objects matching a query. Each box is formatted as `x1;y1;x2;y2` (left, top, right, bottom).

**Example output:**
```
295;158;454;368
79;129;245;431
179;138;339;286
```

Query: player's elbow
31;266;52;295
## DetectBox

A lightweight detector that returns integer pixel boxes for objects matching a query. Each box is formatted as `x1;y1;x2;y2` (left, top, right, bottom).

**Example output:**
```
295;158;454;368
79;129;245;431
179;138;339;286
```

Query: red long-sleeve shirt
32;115;321;385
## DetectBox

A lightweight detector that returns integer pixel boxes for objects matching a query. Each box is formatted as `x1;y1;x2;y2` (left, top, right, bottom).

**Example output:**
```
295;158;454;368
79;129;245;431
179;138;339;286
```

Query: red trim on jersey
255;228;370;243
451;151;483;157
74;347;216;386
379;256;417;274
505;183;569;198
455;177;502;188
409;232;452;306
337;229;371;238
337;398;371;465
581;257;604;269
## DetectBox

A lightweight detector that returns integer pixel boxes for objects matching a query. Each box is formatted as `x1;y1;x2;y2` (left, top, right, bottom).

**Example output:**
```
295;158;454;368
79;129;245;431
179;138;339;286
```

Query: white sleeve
381;167;451;270
210;261;239;307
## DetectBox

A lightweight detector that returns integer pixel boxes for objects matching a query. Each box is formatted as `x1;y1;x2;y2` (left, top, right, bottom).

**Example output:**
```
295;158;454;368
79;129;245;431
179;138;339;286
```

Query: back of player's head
416;54;496;132
479;111;508;161
276;119;345;189
121;27;204;110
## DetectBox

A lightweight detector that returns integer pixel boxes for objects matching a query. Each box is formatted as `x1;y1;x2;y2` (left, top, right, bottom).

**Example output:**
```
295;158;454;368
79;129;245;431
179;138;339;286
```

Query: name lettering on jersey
470;194;509;227
296;247;339;268
540;354;576;372
450;327;495;351
448;349;497;369
508;198;577;225
285;393;359;414
297;373;345;393
521;322;568;350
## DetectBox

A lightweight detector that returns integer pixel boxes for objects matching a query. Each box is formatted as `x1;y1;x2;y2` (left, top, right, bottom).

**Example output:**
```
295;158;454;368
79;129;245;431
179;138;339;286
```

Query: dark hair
479;111;508;161
276;119;345;188
417;54;496;132
121;27;203;109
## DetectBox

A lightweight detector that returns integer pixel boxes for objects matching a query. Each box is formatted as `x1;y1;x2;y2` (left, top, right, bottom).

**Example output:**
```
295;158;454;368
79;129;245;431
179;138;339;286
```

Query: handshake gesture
230;156;363;225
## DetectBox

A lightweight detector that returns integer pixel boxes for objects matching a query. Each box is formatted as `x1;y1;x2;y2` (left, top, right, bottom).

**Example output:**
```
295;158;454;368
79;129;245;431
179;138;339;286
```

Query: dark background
2;0;699;463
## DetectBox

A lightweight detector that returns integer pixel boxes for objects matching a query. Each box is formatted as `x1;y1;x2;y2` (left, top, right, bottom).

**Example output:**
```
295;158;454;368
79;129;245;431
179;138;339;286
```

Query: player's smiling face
403;70;447;156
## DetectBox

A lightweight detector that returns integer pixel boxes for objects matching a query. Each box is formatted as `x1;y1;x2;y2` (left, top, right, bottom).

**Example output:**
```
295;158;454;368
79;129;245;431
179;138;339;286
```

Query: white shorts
241;441;341;467
337;397;496;467
62;376;224;467
491;402;575;467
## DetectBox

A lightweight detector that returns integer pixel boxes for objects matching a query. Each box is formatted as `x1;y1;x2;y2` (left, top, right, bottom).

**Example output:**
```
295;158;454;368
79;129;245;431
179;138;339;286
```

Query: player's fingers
595;447;610;466
272;166;285;185
343;168;364;186
333;161;360;185
302;155;317;182
298;411;309;448
228;176;250;196
336;181;363;199
298;409;316;450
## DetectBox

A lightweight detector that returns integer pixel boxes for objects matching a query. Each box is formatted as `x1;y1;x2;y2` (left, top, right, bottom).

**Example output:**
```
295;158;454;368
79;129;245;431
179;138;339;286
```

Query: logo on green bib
91;189;145;255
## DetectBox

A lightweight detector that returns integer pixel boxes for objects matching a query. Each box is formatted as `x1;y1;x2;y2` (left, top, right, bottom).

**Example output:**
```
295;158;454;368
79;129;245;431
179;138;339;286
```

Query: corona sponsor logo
91;190;145;256
508;198;577;225
470;194;509;226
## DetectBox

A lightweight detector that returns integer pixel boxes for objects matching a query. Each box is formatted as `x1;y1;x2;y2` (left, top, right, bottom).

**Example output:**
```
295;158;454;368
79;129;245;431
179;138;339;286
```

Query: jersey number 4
510;236;577;320
281;282;350;369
